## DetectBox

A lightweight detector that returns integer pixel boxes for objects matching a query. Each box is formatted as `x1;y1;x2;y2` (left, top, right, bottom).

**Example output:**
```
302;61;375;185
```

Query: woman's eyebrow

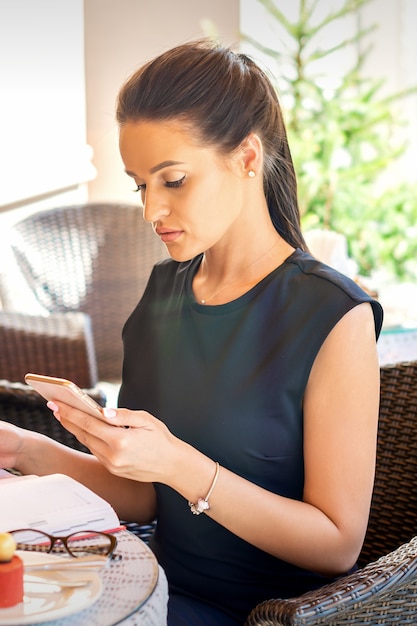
149;160;185;174
124;160;185;178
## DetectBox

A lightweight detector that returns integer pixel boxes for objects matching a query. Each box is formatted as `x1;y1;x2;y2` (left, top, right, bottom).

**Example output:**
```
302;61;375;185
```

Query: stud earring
248;170;256;178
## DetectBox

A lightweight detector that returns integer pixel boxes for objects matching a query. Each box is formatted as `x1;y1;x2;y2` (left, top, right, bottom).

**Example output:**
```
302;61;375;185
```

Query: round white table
38;530;168;626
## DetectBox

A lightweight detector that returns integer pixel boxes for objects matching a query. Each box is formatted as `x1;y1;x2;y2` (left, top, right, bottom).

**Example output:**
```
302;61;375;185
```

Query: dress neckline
187;248;301;312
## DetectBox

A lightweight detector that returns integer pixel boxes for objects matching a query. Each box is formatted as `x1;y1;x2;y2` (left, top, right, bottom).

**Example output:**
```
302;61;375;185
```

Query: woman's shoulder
284;249;384;335
286;249;371;299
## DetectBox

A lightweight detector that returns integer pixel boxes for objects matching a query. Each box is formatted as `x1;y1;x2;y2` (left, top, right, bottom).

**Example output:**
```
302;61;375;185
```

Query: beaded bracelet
188;462;220;515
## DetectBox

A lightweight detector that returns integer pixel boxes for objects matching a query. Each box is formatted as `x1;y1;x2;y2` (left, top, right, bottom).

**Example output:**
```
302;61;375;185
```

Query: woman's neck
193;235;294;305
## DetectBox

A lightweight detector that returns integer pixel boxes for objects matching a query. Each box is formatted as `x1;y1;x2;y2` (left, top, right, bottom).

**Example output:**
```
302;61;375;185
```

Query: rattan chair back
359;360;417;565
0;310;97;389
3;203;165;382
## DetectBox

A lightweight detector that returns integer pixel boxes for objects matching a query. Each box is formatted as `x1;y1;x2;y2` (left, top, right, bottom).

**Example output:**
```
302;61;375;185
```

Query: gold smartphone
25;373;104;418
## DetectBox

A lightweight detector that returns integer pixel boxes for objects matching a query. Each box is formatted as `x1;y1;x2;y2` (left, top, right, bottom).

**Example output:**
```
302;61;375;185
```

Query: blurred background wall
84;0;240;204
0;0;414;212
0;0;239;217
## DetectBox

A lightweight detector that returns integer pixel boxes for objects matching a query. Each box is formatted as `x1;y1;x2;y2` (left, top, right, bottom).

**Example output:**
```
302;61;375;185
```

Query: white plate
0;568;102;625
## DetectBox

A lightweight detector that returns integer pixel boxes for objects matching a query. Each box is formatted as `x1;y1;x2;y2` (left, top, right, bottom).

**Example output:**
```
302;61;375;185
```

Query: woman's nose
142;190;170;223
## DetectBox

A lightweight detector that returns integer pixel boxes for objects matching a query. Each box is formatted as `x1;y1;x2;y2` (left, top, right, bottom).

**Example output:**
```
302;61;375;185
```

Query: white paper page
0;473;120;534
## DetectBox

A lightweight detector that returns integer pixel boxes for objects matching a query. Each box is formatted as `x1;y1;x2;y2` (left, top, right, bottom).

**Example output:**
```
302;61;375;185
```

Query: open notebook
0;471;121;535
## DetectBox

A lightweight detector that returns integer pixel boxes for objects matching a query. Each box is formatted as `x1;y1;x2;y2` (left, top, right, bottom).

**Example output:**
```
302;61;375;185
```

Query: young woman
0;40;383;625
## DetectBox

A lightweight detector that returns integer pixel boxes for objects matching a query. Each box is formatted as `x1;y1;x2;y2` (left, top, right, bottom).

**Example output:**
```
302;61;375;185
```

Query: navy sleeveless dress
119;249;383;624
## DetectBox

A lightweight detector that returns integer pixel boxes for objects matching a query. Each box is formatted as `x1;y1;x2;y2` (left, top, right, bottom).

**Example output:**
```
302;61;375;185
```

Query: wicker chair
0;203;165;386
245;360;417;625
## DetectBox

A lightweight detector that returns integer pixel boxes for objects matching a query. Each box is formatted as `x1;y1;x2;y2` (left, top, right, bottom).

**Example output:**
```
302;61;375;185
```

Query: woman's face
119;119;247;261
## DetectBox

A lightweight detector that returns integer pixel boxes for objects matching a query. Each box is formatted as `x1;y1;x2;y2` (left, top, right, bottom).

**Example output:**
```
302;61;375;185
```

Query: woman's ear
238;133;263;177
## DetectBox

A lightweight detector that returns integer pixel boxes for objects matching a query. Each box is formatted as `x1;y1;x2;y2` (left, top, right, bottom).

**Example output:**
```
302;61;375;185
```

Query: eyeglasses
9;529;118;559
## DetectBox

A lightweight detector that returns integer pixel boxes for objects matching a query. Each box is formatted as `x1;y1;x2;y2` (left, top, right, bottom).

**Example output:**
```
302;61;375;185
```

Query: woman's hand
0;421;26;470
48;402;179;484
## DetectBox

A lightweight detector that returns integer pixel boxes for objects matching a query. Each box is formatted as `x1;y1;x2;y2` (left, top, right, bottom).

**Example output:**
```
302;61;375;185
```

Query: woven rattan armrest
0;310;98;388
245;536;417;625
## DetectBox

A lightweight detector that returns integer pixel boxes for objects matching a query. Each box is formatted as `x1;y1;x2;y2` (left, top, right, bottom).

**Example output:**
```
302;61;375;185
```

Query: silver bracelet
188;462;220;515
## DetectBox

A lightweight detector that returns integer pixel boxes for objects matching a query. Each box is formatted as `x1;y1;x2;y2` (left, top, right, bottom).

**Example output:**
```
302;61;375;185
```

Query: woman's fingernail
103;407;117;418
47;401;61;421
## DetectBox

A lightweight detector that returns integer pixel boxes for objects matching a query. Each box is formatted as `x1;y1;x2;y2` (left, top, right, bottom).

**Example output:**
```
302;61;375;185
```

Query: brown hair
117;39;306;250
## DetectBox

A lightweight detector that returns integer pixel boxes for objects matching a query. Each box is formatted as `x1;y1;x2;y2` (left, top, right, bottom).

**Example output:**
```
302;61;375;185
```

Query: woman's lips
156;228;183;243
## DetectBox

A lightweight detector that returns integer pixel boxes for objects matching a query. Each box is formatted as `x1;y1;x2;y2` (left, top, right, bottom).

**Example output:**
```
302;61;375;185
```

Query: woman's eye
165;175;185;189
132;176;185;193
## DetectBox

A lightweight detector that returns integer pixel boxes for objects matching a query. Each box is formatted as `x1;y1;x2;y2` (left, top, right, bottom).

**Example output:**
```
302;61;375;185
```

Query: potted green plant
241;0;417;281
